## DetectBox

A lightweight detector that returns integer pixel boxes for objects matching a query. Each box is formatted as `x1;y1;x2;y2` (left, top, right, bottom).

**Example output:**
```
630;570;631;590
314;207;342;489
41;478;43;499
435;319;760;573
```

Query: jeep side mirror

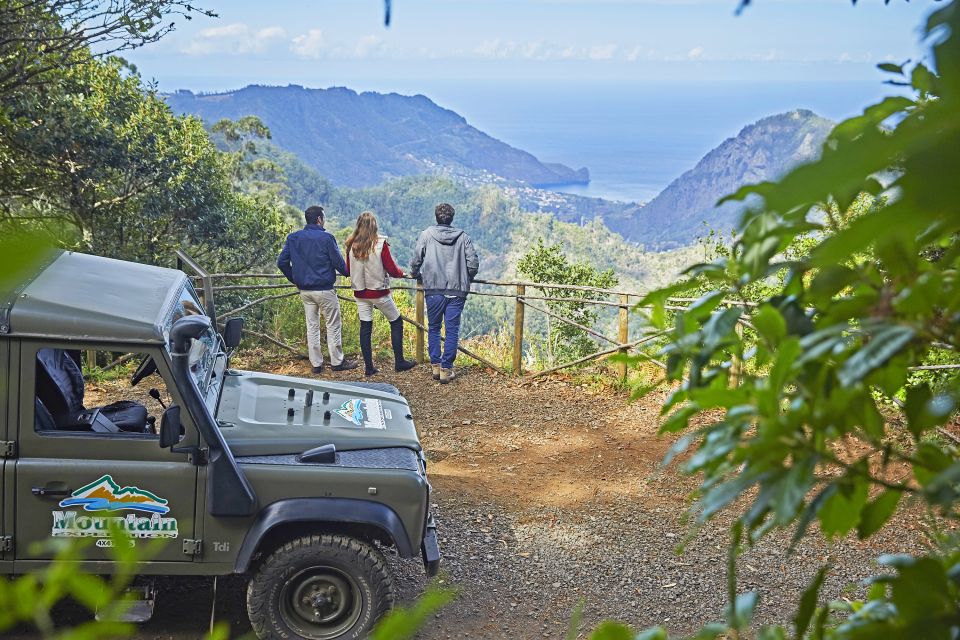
159;405;182;448
223;317;244;350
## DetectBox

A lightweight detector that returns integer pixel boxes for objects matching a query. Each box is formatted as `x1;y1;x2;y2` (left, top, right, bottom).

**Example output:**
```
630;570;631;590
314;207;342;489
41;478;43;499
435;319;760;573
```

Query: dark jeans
426;294;465;369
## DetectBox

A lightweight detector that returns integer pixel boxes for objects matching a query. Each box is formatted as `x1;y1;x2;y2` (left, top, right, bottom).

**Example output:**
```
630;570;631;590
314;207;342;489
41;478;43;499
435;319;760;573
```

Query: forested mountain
319;175;699;335
602;110;834;248
322;176;696;293
171;85;834;253
242;138;696;293
165;85;588;189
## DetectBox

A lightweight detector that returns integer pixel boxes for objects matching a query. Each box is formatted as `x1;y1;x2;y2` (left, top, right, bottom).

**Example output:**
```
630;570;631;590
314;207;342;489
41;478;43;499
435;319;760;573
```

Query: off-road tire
246;534;394;640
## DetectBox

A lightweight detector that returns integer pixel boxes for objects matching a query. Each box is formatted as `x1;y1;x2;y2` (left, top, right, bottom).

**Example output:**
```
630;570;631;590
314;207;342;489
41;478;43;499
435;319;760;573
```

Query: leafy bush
518;238;618;364
635;2;960;638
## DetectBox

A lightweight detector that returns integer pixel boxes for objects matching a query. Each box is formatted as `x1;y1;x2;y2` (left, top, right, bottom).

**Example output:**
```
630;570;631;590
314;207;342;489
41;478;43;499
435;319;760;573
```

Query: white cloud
354;34;386;58
687;46;704;60
181;23;286;56
835;51;874;63
589;44;617;60
291;29;326;59
291;31;394;60
474;39;505;57
521;40;545;59
473;39;622;62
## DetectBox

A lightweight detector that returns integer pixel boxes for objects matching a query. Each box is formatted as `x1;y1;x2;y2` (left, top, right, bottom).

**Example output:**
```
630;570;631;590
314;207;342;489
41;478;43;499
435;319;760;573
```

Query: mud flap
95;583;156;623
421;516;440;577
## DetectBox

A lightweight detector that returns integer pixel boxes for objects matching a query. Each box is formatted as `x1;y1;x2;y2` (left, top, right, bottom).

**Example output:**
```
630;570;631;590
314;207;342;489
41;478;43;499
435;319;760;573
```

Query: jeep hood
215;370;421;457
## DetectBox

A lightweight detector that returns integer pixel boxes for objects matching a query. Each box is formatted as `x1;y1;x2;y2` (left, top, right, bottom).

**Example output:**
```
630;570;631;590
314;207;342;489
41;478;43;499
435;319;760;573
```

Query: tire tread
246;534;394;640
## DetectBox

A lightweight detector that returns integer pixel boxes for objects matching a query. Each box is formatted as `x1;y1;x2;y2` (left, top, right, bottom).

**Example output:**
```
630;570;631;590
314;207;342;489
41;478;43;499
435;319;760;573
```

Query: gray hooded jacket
410;224;479;298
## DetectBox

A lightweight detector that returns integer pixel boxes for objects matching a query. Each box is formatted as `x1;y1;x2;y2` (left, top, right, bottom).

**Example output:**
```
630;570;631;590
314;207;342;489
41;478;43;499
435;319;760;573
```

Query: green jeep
0;250;440;639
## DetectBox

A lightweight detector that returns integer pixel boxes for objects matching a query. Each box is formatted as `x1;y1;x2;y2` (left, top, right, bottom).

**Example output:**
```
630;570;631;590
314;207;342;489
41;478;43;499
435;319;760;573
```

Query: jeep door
0;338;10;565
14;341;200;566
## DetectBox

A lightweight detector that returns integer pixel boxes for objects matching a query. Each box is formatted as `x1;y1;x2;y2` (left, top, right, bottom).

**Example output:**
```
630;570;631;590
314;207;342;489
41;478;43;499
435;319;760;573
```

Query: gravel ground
387;483;926;638
8;361;931;638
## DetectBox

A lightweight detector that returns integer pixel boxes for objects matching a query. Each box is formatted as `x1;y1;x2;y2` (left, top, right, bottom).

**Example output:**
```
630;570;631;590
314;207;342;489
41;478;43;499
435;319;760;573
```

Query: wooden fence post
617;293;629;380
513;284;525;376
415;283;425;363
731;321;744;387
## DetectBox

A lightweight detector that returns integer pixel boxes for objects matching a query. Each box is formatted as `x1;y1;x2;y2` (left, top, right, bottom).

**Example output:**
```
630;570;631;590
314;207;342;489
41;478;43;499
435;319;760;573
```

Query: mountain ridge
165;84;589;189
174;84;835;252
601;109;835;248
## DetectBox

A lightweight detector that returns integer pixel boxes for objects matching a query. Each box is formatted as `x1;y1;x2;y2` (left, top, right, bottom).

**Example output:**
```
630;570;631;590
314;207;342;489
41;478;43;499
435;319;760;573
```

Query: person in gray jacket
410;203;479;383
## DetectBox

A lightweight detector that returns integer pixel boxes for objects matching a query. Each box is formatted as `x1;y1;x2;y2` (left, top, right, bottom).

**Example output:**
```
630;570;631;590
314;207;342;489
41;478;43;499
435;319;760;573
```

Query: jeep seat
35;348;150;433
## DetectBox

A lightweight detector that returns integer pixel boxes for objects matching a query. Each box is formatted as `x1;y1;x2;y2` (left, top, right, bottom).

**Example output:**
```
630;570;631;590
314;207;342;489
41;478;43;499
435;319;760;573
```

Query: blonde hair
345;211;379;261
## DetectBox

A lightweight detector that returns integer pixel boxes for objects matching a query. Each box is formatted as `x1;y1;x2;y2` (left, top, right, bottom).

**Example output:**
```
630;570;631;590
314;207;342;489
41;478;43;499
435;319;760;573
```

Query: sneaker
365;366;379;377
331;360;358;372
431;364;441;380
395;359;417;372
440;368;456;384
311;365;323;374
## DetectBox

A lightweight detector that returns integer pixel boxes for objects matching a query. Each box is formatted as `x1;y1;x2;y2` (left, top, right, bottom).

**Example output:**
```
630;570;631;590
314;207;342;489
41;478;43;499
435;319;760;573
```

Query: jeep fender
234;498;415;573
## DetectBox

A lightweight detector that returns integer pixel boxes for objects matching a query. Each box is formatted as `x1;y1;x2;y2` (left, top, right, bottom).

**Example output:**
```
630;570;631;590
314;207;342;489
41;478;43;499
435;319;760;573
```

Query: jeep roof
1;250;188;343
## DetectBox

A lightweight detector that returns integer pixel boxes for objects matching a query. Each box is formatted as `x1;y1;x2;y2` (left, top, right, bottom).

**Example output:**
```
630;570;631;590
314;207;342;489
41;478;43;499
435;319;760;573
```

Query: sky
125;0;941;94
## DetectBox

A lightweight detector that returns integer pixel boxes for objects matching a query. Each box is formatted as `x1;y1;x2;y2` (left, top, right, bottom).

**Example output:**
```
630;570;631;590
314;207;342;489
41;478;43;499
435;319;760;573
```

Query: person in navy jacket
277;205;358;373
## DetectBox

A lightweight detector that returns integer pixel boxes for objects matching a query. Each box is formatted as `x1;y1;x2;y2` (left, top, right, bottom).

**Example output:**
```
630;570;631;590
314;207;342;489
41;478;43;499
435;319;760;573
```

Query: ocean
410;79;898;204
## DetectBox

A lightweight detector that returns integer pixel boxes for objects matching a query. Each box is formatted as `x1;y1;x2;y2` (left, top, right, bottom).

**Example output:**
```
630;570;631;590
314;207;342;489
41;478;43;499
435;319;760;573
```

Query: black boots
359;320;377;376
391;318;417;372
361;318;416;375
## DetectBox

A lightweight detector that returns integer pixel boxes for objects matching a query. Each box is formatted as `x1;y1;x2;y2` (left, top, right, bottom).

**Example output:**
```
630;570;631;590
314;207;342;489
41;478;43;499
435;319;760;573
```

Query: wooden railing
190;263;683;379
184;255;960;382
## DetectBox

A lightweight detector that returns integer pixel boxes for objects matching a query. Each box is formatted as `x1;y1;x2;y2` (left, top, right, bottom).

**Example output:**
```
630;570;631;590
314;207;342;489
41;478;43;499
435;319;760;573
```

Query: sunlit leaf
794;566;828;638
857;490;902;539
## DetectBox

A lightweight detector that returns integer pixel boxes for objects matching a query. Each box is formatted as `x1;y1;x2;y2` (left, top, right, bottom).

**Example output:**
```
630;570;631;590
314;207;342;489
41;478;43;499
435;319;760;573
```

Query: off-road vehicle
0;250;440;639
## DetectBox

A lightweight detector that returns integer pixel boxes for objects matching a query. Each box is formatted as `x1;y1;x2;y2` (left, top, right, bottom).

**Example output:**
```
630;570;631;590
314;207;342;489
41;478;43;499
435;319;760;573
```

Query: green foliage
518;238;618;363
0;51;289;271
0;1;214;104
637;2;960;638
368;584;456;640
0;525;161;640
0;232;55;293
259;144;333;212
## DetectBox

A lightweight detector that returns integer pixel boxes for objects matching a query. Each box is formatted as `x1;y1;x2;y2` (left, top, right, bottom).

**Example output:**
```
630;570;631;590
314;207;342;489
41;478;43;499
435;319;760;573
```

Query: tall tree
518;238;618;363
0;52;288;270
0;0;213;102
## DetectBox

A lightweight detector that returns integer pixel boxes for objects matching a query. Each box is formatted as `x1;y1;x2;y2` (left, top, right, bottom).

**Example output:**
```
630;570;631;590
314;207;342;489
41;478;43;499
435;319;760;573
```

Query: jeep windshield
165;284;223;397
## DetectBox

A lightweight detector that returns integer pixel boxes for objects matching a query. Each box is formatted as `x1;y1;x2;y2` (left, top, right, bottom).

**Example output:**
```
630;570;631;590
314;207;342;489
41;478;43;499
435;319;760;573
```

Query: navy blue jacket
277;224;348;291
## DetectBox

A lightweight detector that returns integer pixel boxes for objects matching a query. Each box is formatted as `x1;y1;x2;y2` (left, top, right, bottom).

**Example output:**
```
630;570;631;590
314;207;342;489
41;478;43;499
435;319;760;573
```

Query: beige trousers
299;290;344;367
355;293;401;322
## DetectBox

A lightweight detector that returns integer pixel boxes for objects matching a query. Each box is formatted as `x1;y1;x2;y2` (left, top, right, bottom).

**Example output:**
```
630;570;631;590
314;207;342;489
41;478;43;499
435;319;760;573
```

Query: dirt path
13;361;928;639
255;361;925;638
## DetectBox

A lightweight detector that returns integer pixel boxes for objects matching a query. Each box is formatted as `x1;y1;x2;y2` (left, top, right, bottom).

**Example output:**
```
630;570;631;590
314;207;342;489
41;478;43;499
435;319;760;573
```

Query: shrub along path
23;361;929;639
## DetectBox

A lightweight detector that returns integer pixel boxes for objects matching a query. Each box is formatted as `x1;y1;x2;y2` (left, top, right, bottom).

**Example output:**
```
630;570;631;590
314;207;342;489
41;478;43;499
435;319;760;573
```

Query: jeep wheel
247;534;394;640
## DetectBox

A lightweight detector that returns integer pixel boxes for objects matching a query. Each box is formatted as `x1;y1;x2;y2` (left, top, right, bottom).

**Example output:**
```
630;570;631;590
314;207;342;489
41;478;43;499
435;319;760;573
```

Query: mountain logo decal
58;475;170;515
334;398;387;429
336;399;365;426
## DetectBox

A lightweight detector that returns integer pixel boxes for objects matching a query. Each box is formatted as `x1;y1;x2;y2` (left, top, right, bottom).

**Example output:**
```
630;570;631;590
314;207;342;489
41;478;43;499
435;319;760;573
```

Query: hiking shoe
440;368;456;384
365;366;379;377
431;364;441;380
331;360;358;372
395;359;417;372
311;365;323;374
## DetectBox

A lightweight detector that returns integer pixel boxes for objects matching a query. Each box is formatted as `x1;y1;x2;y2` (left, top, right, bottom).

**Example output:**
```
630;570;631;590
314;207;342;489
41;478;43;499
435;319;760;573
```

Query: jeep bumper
421;516;440;576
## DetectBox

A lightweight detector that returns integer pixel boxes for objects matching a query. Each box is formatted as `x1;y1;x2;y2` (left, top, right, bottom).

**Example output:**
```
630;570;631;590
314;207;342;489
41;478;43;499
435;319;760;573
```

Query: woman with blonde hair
345;211;417;376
